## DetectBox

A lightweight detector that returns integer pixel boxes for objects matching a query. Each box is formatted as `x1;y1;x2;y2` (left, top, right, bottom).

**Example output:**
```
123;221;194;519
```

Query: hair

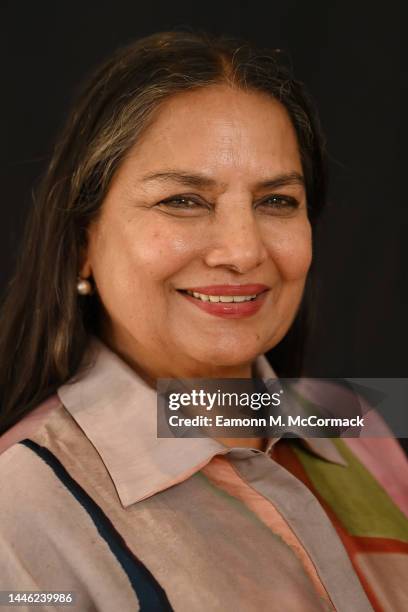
0;29;328;435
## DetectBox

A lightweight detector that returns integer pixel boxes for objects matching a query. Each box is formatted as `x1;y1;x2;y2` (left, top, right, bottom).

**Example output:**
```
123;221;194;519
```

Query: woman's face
82;84;312;379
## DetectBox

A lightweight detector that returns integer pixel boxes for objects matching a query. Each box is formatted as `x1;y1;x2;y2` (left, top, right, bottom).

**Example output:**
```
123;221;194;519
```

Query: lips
177;284;270;319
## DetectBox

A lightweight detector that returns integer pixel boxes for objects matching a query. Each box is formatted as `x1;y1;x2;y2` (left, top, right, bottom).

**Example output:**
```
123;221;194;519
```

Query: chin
191;338;263;370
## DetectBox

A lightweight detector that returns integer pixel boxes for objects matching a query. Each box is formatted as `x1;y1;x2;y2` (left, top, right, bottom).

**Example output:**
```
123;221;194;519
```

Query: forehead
123;84;302;181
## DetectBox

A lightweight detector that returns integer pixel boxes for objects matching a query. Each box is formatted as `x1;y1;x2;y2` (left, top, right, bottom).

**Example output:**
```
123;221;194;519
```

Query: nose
204;204;268;273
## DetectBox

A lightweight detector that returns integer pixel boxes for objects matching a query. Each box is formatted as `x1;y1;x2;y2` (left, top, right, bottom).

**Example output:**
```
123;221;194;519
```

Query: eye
257;194;300;214
154;196;211;216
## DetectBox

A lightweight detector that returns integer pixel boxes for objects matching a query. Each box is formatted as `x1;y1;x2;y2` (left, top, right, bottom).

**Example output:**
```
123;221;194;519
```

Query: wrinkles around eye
153;193;305;218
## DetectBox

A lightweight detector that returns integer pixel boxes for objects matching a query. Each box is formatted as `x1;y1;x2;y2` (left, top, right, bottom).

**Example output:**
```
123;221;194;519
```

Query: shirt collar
57;336;346;508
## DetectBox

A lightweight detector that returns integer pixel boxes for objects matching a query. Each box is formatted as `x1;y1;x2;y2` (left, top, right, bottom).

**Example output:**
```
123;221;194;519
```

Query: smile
184;290;258;303
177;286;269;319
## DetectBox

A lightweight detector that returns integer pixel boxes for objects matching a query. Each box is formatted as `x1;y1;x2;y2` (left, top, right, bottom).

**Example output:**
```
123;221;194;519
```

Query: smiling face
81;84;312;380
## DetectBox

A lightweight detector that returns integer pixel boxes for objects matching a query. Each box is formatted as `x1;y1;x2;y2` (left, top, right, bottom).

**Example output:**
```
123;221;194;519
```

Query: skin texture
81;85;312;448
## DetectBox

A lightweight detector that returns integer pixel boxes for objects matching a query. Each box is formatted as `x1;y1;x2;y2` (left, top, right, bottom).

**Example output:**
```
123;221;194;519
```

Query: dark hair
0;29;327;435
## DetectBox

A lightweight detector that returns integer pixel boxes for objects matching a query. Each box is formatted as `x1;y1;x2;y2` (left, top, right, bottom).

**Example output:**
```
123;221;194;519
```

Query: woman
0;30;406;612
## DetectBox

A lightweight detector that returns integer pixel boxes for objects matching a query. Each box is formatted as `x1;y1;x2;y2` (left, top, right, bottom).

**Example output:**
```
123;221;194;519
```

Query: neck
97;327;265;451
99;326;255;387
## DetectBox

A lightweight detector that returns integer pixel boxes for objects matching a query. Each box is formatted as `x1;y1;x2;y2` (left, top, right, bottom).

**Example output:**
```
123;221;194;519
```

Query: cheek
89;218;199;292
134;229;198;281
265;220;312;281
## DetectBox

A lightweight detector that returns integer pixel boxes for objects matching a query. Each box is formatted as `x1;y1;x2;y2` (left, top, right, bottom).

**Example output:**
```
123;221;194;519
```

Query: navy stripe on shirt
20;439;174;612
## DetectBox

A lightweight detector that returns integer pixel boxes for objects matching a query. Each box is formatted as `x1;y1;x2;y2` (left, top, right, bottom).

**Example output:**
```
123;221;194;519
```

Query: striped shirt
0;336;407;611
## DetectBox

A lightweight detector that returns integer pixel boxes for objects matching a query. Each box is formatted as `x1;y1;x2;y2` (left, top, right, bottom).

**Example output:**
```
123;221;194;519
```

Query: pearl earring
76;277;93;296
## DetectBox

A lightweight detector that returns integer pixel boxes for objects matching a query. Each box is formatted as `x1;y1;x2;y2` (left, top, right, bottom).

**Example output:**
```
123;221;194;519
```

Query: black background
1;0;404;378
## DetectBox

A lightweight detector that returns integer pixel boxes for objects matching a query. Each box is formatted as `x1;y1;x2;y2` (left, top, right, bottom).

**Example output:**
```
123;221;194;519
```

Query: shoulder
0;393;91;509
0;388;116;513
0;394;62;456
0;393;101;551
0;398;108;602
0;395;67;501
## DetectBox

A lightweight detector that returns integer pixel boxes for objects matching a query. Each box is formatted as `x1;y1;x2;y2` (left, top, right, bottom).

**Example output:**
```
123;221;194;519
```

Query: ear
78;247;92;279
80;261;92;278
78;224;93;278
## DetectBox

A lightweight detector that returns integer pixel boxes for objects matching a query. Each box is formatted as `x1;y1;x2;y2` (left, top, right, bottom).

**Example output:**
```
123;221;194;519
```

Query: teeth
185;290;257;303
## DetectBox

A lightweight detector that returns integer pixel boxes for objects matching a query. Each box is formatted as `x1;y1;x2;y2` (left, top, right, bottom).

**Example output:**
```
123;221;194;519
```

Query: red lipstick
177;284;270;319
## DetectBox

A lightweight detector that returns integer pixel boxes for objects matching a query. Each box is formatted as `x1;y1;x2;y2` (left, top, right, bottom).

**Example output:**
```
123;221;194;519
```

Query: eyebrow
140;170;305;190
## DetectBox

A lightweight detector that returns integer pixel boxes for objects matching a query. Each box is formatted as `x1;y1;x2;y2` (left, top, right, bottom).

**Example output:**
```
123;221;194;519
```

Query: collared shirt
0;337;407;611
